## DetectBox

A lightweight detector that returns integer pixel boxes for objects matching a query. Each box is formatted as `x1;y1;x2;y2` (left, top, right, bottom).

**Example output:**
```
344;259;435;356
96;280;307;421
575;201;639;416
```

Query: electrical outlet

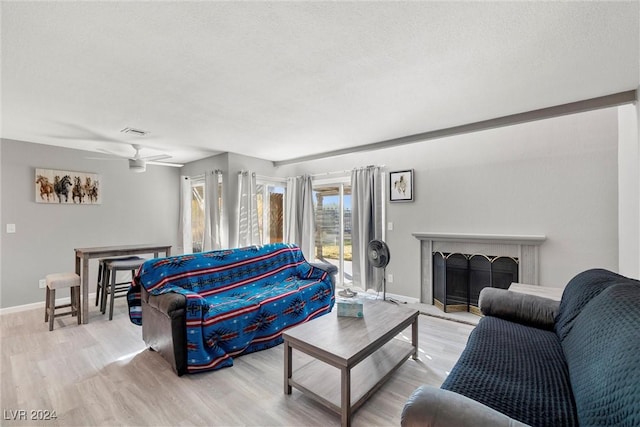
387;273;394;283
39;279;46;289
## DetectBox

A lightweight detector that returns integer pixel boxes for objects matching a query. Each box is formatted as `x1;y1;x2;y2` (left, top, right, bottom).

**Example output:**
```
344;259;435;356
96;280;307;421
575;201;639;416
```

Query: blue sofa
402;268;640;426
127;243;336;375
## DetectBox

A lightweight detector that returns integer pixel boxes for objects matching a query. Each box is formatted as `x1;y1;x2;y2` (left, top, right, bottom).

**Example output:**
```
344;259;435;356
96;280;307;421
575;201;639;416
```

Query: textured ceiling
1;1;639;164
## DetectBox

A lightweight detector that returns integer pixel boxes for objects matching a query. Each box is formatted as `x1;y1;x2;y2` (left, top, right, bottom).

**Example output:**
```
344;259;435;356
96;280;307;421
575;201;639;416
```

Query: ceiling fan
89;144;183;173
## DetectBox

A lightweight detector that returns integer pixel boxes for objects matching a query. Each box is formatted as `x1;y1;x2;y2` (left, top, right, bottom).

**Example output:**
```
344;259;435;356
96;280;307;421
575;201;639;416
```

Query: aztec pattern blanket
127;243;334;373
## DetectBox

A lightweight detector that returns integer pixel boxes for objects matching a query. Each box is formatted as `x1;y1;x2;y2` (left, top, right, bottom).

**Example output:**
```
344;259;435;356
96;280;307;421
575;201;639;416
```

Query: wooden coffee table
283;299;419;427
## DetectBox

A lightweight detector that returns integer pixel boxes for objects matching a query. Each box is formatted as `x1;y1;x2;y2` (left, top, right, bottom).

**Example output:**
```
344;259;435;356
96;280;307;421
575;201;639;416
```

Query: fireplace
432;252;519;315
413;232;546;313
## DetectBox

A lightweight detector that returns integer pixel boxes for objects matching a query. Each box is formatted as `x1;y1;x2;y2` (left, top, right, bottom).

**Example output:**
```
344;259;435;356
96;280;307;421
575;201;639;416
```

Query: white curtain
203;170;227;251
236;171;261;247
179;175;193;254
284;175;315;261
351;166;384;291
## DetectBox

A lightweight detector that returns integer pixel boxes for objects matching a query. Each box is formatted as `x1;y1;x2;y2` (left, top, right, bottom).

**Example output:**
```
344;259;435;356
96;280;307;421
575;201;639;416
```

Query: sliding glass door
313;179;352;286
190;178;205;253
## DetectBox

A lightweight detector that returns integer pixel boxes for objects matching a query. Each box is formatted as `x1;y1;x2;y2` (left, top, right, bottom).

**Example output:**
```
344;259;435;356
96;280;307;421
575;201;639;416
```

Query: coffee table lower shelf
287;338;415;419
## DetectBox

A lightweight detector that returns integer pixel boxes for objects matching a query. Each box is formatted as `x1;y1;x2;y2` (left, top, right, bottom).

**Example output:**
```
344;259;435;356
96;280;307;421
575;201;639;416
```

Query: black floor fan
367;239;397;303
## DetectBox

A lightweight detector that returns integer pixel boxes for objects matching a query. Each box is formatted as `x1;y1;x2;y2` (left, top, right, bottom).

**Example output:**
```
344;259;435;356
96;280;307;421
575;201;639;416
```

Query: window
256;180;285;244
190;173;223;253
313;178;352;286
191;178;205;253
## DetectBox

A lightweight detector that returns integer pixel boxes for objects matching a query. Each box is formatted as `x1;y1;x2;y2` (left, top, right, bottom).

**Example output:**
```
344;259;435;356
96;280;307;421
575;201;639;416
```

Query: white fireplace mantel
412;232;546;305
412;232;546;245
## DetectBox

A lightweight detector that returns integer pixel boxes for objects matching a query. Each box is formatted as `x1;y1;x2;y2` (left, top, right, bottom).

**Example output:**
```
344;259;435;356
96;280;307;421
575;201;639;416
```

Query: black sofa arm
144;287;186;314
141;286;188;376
479;288;560;330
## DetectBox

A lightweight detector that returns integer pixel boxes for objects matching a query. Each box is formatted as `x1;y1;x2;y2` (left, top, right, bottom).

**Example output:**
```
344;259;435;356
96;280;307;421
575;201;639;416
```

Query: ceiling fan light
129;158;146;172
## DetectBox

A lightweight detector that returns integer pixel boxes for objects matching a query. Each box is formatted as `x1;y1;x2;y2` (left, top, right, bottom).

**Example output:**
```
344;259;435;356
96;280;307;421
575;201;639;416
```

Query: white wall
618;101;640;278
0;139;180;309
275;108;620;299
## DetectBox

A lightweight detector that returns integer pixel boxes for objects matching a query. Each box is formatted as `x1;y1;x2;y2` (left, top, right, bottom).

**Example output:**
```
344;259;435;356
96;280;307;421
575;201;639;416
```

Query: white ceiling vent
120;127;149;136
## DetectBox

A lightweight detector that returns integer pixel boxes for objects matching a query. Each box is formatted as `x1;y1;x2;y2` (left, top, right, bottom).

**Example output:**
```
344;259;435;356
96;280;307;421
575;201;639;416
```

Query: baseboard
338;286;420;304
377;291;420;304
0;292;98;315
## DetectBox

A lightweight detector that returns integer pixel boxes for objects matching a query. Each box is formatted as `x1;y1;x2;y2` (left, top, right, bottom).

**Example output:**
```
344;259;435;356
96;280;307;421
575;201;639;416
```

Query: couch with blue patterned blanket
127;243;336;375
401;268;640;427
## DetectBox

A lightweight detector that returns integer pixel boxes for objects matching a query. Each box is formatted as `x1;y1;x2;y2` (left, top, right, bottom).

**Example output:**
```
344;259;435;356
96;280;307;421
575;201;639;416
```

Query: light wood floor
1;298;475;427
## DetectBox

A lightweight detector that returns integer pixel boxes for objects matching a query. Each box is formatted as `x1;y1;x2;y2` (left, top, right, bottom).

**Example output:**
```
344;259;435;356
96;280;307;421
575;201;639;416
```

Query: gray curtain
285;175;315;261
203;170;226;250
351;166;384;291
236;171;261;247
179;175;193;254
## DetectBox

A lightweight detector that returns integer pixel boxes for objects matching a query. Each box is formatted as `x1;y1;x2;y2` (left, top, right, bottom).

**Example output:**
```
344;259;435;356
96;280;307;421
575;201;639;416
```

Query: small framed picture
389;169;414;202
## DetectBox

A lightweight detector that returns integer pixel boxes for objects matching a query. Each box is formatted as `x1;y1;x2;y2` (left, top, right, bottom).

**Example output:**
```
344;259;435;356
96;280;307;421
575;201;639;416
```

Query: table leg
81;255;89;324
341;367;351;427
284;340;292;394
412;316;419;360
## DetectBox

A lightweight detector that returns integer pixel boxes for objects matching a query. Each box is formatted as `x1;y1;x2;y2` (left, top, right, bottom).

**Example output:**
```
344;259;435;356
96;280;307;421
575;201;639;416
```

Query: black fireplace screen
433;252;518;315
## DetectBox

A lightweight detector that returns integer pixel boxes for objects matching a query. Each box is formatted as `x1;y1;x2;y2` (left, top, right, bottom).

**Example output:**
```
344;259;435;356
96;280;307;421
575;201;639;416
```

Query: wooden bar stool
45;272;81;331
95;256;144;310
102;257;146;320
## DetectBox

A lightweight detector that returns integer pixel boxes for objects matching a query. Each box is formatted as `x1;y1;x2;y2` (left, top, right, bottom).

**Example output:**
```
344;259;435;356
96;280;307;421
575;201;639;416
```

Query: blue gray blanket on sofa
127;243;334;373
440;269;640;426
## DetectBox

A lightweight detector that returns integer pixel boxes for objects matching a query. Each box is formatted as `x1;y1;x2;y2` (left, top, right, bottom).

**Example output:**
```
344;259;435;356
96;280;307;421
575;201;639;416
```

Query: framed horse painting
389;169;414;202
35;168;101;205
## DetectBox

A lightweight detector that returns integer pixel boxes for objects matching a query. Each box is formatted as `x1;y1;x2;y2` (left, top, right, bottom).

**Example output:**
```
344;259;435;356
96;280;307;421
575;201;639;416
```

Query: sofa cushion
555;268;637;342
561;284;640;426
442;316;577;427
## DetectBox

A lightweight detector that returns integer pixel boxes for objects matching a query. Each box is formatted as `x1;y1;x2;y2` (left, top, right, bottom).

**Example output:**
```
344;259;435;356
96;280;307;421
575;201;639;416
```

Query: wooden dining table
74;244;172;324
